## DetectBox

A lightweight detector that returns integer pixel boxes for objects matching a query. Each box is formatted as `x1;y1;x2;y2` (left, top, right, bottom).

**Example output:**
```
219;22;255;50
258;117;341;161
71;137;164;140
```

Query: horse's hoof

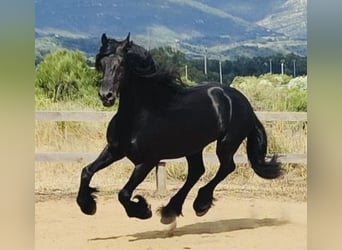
160;215;176;225
195;208;209;217
76;187;98;215
131;195;153;219
140;208;153;219
77;197;97;215
81;203;97;215
193;198;214;217
157;206;180;224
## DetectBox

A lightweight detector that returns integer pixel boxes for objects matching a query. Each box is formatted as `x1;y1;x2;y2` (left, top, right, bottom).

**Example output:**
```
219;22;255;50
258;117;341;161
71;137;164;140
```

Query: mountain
257;0;307;39
35;0;307;60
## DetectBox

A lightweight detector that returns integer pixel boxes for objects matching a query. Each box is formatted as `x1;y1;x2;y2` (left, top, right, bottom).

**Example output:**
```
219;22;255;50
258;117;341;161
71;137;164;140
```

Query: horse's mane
95;37;186;97
126;44;156;76
126;43;185;93
95;38;156;75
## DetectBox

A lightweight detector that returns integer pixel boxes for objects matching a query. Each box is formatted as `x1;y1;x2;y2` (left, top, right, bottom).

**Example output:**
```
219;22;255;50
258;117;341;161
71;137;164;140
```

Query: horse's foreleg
159;152;205;224
77;144;124;215
118;161;156;219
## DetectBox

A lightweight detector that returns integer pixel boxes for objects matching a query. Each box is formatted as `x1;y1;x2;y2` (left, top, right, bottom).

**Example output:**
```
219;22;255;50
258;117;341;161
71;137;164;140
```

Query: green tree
150;46;187;70
35;49;100;101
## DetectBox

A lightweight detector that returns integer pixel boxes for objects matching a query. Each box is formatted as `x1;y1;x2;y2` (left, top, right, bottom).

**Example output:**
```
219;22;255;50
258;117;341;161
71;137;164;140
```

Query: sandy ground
35;194;306;250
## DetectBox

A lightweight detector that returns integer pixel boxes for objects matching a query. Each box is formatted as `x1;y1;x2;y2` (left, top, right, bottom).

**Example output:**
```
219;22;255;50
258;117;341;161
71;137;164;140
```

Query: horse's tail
246;114;283;179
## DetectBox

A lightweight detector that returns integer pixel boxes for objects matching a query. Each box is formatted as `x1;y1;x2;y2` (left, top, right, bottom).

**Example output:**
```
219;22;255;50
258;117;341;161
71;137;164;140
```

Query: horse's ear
125;32;130;42
101;33;108;45
122;32;131;48
119;32;131;50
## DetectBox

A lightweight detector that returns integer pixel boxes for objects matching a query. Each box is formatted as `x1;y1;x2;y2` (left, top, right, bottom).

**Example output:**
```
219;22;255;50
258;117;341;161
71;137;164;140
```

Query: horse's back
188;82;257;136
132;83;254;160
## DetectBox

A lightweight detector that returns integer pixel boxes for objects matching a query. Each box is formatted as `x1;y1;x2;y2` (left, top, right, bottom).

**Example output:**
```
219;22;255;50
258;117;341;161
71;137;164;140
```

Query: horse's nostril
106;92;113;99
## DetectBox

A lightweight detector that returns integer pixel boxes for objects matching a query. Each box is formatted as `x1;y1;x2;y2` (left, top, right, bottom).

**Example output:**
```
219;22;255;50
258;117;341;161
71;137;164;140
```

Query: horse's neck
116;78;143;117
117;89;138;115
118;76;175;114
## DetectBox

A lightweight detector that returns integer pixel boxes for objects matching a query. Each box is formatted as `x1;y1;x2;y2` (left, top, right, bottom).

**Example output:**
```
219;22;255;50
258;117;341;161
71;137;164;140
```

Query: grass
35;161;306;203
35;74;307;202
35;118;307;203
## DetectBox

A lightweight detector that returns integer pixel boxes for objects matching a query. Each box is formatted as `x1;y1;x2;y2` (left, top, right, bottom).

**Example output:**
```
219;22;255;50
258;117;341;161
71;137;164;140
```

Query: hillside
35;0;307;60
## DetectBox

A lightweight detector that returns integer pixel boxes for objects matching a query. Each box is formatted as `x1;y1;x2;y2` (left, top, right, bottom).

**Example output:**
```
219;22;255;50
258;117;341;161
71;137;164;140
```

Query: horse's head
95;33;131;107
95;33;156;107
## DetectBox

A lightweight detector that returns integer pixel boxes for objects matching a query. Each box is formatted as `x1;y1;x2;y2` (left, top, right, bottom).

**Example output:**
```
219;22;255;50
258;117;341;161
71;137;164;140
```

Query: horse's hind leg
77;144;124;215
159;152;205;224
193;139;242;216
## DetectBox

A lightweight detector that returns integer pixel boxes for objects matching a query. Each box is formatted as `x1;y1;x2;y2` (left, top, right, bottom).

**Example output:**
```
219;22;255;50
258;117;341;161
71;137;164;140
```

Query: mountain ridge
35;0;307;59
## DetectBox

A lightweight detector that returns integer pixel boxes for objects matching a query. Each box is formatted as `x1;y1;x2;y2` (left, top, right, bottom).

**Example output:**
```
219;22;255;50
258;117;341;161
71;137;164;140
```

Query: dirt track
35;195;306;250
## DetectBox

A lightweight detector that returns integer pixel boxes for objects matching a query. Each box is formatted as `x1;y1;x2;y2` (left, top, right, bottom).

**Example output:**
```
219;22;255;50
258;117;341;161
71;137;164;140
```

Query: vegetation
150;47;307;84
35;47;307;201
231;74;307;112
35;49;101;102
34;47;307;114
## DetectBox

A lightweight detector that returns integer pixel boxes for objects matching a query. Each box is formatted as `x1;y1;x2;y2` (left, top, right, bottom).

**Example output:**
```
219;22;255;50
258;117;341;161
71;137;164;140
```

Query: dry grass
35;75;307;203
35;161;306;203
35;118;306;203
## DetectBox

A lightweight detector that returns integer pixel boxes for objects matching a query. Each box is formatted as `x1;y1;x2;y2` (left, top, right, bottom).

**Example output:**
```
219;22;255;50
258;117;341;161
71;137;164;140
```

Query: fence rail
35;152;307;164
35;111;307;165
35;111;307;194
35;111;307;122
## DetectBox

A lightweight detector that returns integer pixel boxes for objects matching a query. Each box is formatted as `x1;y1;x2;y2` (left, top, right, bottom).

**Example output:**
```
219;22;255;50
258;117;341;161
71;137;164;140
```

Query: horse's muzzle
98;91;116;107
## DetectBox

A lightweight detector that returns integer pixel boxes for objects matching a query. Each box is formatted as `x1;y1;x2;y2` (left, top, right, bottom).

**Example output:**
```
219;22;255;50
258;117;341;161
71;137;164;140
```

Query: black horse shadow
90;217;289;242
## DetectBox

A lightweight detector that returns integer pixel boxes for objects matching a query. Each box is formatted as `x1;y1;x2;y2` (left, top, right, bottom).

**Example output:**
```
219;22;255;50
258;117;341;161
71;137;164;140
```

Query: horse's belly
135;122;218;160
130;103;221;161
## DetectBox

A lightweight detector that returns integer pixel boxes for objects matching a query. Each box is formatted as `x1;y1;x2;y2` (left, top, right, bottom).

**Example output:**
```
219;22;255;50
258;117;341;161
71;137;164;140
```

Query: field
35;118;307;249
35;75;307;249
35;171;306;250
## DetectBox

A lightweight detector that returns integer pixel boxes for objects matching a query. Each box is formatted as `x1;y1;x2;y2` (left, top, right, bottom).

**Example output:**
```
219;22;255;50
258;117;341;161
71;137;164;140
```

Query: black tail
247;115;283;179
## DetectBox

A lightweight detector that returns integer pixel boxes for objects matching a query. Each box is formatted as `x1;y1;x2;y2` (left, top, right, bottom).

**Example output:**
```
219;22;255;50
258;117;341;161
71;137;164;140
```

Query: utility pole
293;59;296;77
185;64;188;81
280;59;285;75
269;59;272;74
219;60;222;84
174;39;180;52
203;47;207;77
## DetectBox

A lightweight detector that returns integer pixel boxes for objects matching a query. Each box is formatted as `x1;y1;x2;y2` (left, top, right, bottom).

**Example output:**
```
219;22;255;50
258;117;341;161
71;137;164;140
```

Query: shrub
231;74;307;111
286;87;307;111
35;49;100;102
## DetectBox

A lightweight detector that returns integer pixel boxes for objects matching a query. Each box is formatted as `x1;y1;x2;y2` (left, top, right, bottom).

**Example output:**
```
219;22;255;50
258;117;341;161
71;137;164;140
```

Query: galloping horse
77;33;283;224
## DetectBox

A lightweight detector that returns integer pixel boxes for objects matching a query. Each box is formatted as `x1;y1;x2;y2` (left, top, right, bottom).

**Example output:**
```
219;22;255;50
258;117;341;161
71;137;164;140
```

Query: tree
150;46;187;70
35;49;100;101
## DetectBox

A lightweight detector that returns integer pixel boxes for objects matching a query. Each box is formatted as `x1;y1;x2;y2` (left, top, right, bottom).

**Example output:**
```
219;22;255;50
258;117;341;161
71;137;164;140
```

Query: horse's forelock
95;39;119;70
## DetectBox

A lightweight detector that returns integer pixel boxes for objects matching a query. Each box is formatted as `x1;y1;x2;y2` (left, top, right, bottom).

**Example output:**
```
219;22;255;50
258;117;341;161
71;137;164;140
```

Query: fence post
156;161;167;195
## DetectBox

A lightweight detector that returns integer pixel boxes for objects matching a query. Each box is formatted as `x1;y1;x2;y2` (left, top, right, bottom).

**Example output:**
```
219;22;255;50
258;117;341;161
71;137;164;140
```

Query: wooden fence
35;111;307;193
35;111;307;122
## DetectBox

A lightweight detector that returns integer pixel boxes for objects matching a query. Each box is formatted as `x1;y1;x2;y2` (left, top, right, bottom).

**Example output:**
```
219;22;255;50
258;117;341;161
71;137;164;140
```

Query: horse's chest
118;124;146;161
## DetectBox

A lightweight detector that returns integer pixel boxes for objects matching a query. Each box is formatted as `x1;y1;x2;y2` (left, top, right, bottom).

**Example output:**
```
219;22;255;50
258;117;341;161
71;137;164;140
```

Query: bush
231;74;307;111
35;49;100;102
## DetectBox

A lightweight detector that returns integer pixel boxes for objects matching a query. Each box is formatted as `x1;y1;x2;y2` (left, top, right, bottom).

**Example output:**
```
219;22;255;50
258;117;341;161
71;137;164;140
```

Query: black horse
77;33;283;224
